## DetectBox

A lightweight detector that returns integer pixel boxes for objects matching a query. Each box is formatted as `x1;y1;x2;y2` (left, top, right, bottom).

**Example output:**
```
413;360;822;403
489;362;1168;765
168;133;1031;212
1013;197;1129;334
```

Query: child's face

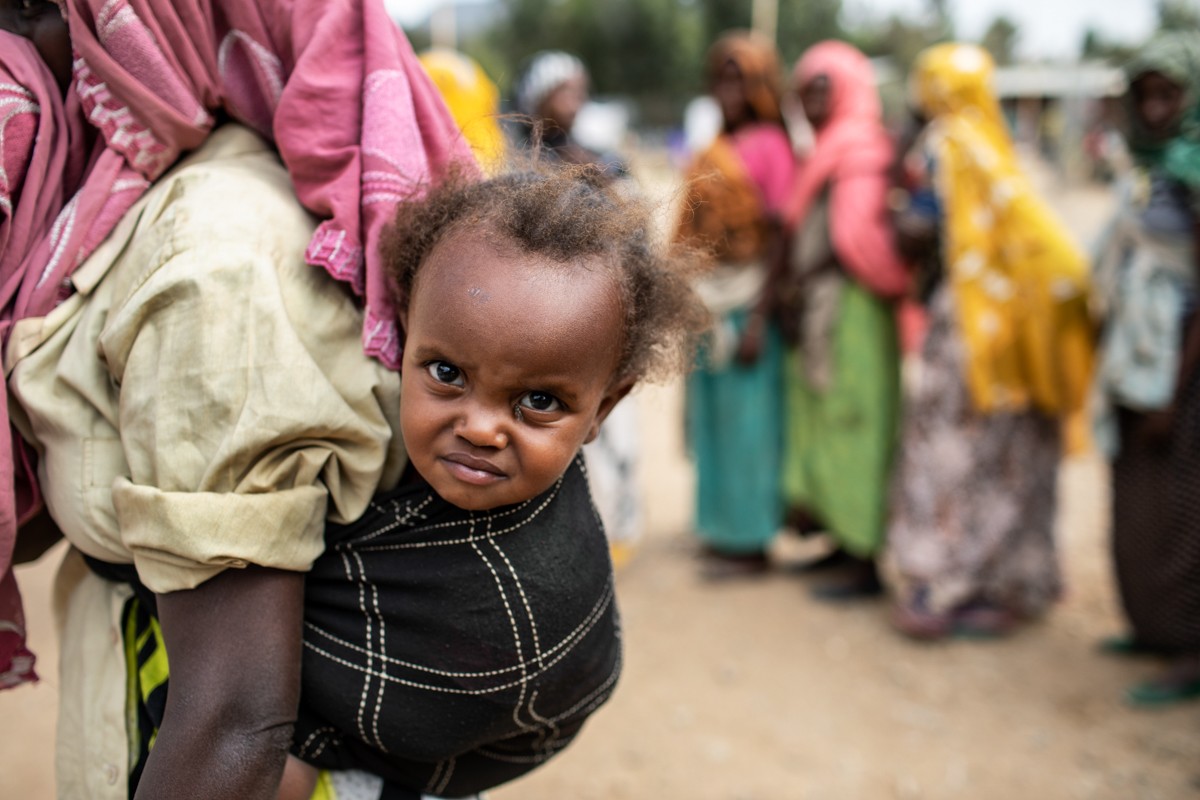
399;227;629;511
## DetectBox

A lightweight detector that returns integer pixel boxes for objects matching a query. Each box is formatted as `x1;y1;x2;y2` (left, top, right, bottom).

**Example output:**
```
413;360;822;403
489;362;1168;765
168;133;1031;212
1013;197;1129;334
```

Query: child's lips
440;453;507;485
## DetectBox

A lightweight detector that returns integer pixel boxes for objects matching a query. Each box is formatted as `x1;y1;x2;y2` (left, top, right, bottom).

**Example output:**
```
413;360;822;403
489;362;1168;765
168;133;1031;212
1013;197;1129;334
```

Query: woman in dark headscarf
512;49;626;178
674;30;795;576
1092;31;1200;705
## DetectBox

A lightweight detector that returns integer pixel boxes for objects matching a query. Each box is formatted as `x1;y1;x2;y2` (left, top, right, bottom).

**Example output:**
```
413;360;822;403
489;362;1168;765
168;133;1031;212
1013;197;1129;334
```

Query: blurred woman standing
1092;32;1200;704
772;41;910;598
513;50;626;178
884;44;1093;638
675;31;795;576
511;50;642;558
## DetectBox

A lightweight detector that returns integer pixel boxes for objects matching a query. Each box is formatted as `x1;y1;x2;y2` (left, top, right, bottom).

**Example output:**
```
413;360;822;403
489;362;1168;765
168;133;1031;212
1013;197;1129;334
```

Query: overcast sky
386;0;1160;60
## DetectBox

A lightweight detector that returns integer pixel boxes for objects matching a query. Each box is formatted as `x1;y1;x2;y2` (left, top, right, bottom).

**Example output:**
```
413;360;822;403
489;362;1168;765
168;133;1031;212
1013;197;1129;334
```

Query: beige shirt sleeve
8;125;404;594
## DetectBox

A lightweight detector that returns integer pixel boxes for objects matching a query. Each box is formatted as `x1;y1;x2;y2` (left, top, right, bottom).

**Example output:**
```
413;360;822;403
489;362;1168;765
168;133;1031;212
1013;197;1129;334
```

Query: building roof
992;62;1125;99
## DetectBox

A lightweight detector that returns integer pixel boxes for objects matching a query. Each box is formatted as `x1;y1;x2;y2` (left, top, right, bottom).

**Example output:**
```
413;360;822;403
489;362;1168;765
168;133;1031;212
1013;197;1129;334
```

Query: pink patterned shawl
0;0;472;689
781;40;909;298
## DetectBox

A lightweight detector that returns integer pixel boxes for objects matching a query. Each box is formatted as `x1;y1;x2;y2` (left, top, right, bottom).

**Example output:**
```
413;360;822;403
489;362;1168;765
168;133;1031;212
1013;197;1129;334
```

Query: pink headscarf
0;0;472;689
781;40;909;298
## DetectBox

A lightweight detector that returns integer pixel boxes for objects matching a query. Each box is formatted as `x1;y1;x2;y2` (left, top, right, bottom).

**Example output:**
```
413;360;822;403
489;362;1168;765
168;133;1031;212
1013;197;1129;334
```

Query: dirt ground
3;157;1199;799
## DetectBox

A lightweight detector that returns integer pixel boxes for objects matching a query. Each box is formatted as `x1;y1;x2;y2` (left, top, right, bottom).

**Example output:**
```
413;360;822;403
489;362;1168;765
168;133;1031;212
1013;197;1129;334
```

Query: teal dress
687;308;784;554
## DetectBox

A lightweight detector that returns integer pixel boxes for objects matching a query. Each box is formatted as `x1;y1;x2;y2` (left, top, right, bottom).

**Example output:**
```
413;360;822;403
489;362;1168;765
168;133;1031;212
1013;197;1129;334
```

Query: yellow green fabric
909;43;1093;417
308;771;336;800
781;281;899;557
122;596;170;794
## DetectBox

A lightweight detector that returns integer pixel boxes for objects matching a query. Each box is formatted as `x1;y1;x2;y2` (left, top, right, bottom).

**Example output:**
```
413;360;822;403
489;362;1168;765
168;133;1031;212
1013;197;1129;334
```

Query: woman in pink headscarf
0;1;471;797
770;40;911;598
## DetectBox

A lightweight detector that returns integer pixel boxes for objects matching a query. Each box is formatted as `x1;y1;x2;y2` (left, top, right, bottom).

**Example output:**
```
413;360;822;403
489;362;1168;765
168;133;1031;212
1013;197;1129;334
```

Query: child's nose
454;404;510;449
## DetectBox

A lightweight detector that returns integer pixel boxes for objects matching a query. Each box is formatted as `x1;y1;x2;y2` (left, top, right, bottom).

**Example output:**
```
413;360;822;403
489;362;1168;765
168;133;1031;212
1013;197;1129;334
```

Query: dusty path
3;158;1199;799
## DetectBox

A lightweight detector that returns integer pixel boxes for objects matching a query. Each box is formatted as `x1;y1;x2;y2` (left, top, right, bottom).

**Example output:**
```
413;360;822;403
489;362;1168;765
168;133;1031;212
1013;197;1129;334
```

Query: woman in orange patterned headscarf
674;30;796;577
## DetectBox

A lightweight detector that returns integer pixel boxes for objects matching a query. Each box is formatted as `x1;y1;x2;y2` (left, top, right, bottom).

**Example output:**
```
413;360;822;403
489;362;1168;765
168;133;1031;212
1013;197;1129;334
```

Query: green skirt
782;281;900;557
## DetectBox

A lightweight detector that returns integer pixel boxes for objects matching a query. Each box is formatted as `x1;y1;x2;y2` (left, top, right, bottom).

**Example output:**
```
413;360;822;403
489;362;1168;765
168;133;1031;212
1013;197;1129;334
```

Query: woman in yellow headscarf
884;44;1093;639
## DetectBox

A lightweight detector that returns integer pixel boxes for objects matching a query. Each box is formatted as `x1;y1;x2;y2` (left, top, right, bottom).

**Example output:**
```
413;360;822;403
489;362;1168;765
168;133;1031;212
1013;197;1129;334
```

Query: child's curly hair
380;163;710;386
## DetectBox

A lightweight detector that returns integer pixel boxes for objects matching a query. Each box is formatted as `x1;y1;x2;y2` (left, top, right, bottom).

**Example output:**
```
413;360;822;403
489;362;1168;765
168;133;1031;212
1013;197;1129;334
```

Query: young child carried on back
275;165;709;800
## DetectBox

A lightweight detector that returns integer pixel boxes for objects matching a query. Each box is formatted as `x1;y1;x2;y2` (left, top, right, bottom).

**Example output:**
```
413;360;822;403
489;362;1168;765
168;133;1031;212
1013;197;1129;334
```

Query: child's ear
583;378;635;444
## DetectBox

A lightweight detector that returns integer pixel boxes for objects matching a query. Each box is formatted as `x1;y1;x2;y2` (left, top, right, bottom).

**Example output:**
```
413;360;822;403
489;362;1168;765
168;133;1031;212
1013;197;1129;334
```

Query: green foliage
1081;1;1200;64
1158;0;1200;31
1080;27;1136;64
434;0;1181;132
775;0;844;66
479;0;705;125
980;15;1018;66
853;11;949;76
468;0;849;126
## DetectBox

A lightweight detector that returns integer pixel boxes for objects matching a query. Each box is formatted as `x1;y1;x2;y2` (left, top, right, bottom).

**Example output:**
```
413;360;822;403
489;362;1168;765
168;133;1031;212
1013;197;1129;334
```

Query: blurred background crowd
396;0;1200;702
396;0;1168;185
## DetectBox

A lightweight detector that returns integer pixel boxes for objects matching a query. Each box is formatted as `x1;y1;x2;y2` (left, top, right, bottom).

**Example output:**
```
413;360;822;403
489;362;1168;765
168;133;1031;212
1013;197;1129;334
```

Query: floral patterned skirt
884;288;1063;617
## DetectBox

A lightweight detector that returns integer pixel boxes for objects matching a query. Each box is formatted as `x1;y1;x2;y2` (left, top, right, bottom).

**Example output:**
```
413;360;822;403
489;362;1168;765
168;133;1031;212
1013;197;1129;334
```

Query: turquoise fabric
687;310;784;554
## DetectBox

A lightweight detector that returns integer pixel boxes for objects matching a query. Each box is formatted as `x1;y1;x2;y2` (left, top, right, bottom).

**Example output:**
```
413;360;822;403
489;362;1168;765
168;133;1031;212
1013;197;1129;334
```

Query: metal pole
752;0;778;46
431;2;457;50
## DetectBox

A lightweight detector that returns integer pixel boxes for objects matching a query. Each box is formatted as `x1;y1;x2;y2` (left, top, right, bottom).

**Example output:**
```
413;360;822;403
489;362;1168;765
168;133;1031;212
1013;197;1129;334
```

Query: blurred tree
980;15;1018;66
926;0;952;37
698;0;843;66
481;0;704;125
473;0;846;126
1158;0;1200;30
774;0;843;66
1080;27;1136;63
853;10;950;75
1080;0;1197;64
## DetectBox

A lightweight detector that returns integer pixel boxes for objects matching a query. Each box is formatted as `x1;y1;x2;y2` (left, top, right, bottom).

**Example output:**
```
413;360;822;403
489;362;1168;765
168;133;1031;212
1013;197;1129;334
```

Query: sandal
889;598;952;641
1098;634;1161;657
787;547;854;574
950;603;1019;639
809;557;883;602
697;547;770;581
1125;654;1200;707
1126;677;1200;706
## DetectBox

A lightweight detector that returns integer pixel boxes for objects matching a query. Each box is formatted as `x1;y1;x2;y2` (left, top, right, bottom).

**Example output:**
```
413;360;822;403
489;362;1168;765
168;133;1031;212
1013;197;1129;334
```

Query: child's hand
277;755;319;800
736;313;766;365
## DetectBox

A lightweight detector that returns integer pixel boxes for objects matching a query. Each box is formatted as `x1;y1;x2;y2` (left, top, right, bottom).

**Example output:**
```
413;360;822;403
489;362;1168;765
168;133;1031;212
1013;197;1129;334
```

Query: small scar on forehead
467;287;490;302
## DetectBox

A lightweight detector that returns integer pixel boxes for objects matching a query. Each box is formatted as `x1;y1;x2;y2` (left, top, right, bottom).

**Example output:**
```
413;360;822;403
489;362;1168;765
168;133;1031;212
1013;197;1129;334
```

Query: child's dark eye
518;391;562;414
425;361;464;387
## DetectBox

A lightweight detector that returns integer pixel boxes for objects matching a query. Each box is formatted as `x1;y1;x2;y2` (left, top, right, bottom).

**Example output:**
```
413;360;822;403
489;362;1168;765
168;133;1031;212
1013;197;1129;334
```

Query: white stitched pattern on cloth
301;579;614;681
